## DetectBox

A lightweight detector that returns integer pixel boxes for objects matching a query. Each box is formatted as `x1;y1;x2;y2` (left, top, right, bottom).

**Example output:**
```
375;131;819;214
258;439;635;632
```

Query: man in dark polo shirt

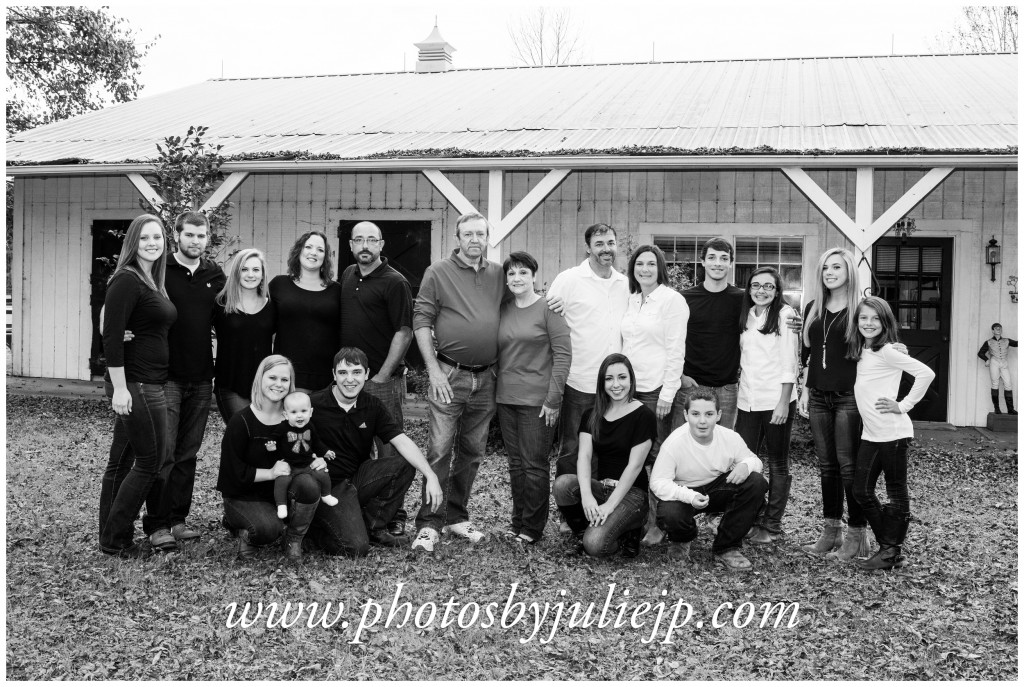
307;348;442;555
339;220;414;536
147;211;226;551
411;211;507;552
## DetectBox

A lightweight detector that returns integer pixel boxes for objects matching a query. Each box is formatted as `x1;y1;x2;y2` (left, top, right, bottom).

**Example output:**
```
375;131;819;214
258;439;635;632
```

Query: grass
5;393;1018;679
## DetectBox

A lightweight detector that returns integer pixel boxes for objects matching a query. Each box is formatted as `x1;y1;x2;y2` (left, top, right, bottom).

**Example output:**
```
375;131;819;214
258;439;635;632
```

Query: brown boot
283;536;303;560
826;526;870;562
801;518;843;556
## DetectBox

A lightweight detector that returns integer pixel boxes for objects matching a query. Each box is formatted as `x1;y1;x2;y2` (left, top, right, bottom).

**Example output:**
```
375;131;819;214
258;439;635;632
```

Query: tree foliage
5;6;156;135
932;5;1017;53
508;8;583;66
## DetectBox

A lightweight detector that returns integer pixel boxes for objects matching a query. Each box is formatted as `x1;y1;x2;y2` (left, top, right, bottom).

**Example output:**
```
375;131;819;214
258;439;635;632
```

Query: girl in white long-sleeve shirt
850;297;935;570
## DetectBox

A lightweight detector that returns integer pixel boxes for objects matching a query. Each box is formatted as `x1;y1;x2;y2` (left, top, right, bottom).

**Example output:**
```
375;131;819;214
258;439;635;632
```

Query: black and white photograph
5;1;1018;680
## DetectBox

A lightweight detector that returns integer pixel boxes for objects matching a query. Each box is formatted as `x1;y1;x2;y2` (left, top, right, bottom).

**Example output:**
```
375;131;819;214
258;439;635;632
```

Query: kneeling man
650;387;767;571
308;348;443;556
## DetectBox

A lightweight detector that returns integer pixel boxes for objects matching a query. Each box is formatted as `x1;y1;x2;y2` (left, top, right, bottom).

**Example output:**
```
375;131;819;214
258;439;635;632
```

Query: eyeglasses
749;282;777;292
350;238;381;246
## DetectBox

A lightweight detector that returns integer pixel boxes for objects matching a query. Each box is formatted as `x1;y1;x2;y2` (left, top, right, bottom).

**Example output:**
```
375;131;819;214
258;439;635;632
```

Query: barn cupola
414;23;455;72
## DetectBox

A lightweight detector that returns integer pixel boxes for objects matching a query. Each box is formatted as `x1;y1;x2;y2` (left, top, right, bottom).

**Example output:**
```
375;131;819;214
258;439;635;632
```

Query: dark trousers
99;382;168;550
222;474;321;546
274;466;332;505
554;475;648;558
554;385;596;477
853;438;911;542
497;403;554;541
656;472;768;554
735;403;795;533
308;455;415;557
215;386;250;426
634;388;673;466
808;389;865;527
144;379;212;531
363;373;407;525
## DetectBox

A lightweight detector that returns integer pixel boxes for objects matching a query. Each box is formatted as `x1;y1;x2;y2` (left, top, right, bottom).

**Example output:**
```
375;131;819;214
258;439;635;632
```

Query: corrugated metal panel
6;54;1017;164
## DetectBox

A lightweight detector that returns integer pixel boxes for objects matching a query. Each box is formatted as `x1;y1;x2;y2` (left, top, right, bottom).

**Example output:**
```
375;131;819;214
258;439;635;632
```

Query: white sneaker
412;527;439;552
443;522;486;543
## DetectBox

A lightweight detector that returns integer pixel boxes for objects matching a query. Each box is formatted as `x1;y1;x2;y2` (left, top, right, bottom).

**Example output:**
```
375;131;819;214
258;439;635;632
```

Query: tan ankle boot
826;526;870;562
801;518;843;555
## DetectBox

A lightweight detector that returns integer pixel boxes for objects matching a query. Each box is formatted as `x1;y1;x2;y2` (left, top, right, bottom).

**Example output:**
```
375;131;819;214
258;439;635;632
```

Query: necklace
821;309;840;370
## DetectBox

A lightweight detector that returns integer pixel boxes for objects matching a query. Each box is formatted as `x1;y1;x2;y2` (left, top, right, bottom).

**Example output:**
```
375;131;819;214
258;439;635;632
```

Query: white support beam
421;169;479;217
861;167;954;246
490;168;572;246
854;168;875;294
781;167;858;242
125;173;165;211
199;172;250;212
487;170;504;264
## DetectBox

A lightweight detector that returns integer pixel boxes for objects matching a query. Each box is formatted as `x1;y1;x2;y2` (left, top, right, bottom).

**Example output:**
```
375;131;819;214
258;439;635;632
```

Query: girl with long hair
850;297;934;570
735;266;799;544
553;354;657;558
214;248;276;423
98;214;177;557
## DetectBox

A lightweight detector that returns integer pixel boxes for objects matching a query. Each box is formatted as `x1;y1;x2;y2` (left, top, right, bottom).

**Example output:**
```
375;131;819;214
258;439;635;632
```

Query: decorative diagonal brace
200;172;250;212
490;169;571;246
421;169;478;216
781;167;857;240
125;173;165;210
861;168;954;246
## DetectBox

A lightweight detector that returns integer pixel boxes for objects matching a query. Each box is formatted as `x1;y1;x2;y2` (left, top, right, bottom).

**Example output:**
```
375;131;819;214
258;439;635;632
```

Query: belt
436;351;494;373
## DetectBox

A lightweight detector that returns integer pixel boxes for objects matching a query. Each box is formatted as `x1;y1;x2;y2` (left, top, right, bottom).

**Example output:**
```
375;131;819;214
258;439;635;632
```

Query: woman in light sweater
850;296;934;570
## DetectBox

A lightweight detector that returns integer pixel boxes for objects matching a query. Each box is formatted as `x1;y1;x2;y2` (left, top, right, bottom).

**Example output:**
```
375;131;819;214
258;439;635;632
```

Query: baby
276;391;338;518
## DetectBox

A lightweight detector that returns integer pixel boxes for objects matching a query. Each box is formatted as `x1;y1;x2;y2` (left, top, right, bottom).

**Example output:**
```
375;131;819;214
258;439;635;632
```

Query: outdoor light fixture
1008;275;1018;304
985;236;1001;282
893;216;916;243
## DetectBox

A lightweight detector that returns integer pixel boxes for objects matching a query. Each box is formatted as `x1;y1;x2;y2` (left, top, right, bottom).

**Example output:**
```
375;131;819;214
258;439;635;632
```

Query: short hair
175;211;209;234
683;387;720;411
584;223;616;247
350;221;382;240
700;236;734;261
332;346;369;372
626;244;668;294
502;251;539;276
993;322;1003;329
285;230;334;285
455;212;489;237
283;391;311;410
250;355;295;412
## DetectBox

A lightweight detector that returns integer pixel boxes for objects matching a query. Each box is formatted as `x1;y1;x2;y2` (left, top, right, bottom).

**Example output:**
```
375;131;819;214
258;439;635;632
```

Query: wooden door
89;220;131;377
872;238;953;421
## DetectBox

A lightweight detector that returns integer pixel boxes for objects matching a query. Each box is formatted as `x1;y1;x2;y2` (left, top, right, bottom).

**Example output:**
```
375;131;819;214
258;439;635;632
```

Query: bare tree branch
508;7;583;66
930;6;1017;53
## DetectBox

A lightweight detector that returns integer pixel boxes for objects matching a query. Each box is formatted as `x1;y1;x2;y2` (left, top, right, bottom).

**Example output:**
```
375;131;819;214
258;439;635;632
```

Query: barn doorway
89;219;131;378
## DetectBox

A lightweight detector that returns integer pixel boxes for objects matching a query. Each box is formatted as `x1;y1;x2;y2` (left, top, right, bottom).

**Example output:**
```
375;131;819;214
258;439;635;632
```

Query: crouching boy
650;387;767;571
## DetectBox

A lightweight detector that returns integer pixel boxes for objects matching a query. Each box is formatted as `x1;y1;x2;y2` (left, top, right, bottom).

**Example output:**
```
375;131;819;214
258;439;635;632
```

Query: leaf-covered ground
6;395;1018;679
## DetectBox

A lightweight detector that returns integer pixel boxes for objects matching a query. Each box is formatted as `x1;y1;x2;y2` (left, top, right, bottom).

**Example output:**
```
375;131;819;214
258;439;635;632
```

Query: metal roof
5;53;1017;166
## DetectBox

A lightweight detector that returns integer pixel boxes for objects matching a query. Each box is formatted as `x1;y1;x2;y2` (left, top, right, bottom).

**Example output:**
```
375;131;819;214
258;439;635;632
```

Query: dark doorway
337;220;432;369
90;219;131;377
872;237;953;422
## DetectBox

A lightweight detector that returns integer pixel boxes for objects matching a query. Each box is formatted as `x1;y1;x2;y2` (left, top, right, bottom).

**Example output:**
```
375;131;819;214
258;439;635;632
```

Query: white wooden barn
5;38;1017;427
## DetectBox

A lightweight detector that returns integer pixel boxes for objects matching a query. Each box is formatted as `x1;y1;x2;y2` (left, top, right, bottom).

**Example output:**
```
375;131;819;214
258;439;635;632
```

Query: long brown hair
109;214;168;296
589;353;636;443
739;266;784;336
286;230;334;285
849;296;901;360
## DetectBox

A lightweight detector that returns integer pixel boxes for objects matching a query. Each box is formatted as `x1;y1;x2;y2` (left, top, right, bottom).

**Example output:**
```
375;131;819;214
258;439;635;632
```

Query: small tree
508;8;583;66
931;5;1018;52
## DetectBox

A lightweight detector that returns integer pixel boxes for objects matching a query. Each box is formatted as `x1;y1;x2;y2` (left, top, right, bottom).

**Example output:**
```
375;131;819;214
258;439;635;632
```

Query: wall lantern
893;216;916;243
985;236;1001;282
1008;275;1018;304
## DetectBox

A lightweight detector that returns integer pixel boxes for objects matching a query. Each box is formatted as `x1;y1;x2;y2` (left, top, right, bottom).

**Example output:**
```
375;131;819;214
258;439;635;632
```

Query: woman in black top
269;231;341;392
217;355;324;559
554;353;657;558
99;214;177;557
214;248;276;423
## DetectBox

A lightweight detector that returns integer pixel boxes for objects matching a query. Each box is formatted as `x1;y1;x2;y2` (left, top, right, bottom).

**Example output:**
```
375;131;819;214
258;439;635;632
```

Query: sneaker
369;529;411;548
387;520;406;537
411;527;439;552
170;524;201;541
149;529;179;552
443;522;486;543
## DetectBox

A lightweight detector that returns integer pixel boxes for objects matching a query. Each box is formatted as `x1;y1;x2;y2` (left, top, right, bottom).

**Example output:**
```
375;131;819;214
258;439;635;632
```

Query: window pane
920;277;940;303
736;238;758;263
759;240;780;264
899;248;920;273
781;265;802;291
779;239;802;264
898;306;917;329
735;264;754;289
920;306;940;330
899;279;919;301
876;276;897;302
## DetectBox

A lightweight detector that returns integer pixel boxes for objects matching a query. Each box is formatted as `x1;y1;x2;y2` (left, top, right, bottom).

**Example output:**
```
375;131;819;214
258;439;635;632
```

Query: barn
5;34;1017;427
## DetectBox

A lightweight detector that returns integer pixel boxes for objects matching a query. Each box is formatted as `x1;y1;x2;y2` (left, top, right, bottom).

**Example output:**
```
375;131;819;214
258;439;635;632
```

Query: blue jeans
364;374;407;526
634;388;673;466
415;362;496;532
99;382;167;550
497;403;554;541
853;438;911;537
808;389;864;527
735;403;795;533
215;385;250;426
671;383;738;431
553;475;648;558
221;473;321;547
308;455;415;557
144;379;213;531
555;385;596;477
656;472;768;554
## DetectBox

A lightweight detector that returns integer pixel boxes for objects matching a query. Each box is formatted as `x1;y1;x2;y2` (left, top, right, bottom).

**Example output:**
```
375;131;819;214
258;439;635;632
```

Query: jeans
308;455;415;557
554;385;596;477
497;403;554;541
144;380;213;532
634;388;673;466
221;473;321;547
735;403;795;533
656;472;768;554
364;374;407;525
808;389;864;527
853;438;911;541
99;382;167;550
215;386;250;426
671;383;738;431
415;362;497;533
553;475;648;558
